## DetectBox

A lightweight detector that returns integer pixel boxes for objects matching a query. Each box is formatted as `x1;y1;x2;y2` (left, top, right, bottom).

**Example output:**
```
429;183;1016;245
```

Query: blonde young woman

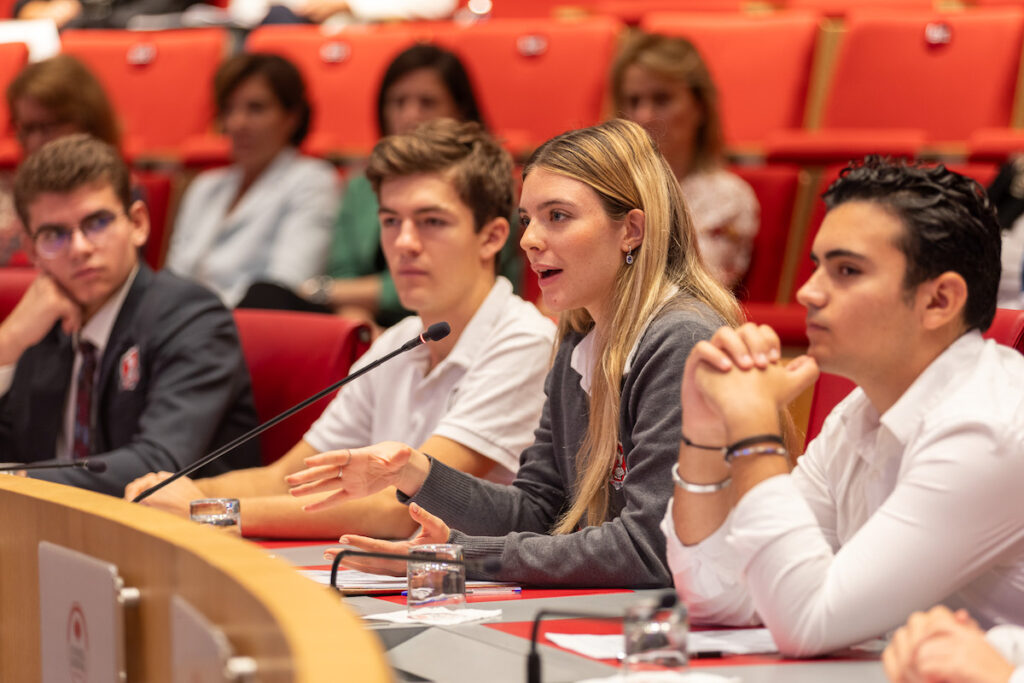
285;119;740;587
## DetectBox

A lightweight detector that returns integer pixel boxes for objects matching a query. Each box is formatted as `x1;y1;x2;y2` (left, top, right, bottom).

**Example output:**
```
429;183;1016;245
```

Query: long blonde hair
524;119;740;534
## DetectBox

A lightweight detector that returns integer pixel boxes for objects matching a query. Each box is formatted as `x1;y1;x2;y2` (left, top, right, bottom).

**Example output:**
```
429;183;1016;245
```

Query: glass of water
189;498;240;533
621;596;689;677
406;543;465;617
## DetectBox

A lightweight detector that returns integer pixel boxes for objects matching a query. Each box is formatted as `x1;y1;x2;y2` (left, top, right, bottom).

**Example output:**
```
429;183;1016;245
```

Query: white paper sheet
363;607;502;625
544;627;779;661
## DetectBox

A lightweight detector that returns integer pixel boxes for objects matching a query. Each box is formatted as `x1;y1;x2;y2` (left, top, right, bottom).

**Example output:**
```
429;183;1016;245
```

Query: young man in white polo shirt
125;120;555;537
665;156;1024;656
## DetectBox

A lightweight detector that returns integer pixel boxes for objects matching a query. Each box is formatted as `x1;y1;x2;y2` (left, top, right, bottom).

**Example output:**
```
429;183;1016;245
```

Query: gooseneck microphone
132;322;451;503
526;591;678;683
0;460;107;474
328;547;502;592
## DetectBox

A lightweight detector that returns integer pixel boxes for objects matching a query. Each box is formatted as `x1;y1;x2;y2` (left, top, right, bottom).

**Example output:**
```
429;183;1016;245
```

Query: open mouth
538;268;562;281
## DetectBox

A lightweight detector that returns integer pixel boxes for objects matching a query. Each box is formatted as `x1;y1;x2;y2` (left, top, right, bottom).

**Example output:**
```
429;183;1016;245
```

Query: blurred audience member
2;55;120;266
166;53;337;308
986;158;1024;310
612;32;759;290
229;0;455;26
297;43;520;328
15;0;200;29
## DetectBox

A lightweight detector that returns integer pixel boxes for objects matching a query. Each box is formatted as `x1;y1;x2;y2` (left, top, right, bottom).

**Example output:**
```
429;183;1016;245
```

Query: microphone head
423;322;451;343
84;460;107;473
657;590;679;609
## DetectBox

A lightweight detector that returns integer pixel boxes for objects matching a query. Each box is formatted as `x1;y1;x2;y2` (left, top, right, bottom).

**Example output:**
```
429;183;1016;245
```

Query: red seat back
233;310;371;465
61;29;227;160
732;164;801;302
820;9;1024;144
247;17;621;157
135;170;172;270
641;11;820;149
0;42;28;137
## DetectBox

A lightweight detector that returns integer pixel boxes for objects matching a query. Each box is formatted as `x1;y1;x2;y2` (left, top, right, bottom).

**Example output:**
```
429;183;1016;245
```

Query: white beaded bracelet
671;463;731;494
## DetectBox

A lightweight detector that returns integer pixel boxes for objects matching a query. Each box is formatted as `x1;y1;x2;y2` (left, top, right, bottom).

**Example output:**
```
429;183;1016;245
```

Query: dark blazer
0;265;260;496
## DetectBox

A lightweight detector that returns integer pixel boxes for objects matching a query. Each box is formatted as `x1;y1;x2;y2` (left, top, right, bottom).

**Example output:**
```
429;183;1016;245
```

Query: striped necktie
73;340;98;460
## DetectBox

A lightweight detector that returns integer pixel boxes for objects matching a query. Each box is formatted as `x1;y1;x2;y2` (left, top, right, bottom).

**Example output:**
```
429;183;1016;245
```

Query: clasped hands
286;441;451;576
883;605;1014;683
682;322;820;445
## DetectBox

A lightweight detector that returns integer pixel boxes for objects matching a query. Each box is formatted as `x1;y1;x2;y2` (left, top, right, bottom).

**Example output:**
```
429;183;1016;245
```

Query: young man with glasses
0;134;259;495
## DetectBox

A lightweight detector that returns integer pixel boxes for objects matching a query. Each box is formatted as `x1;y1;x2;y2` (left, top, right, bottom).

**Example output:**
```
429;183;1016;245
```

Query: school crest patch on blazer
119;346;140;391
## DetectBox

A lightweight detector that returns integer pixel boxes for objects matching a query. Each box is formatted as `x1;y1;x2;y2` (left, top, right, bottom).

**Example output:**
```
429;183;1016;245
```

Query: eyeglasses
31;209;121;260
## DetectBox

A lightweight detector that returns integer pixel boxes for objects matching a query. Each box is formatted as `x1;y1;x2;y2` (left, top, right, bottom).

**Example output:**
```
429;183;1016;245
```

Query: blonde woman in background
285;119;739;587
612;32;759;291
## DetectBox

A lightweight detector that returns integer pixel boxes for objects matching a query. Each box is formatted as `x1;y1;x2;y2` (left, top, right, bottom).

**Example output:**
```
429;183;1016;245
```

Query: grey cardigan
404;302;721;588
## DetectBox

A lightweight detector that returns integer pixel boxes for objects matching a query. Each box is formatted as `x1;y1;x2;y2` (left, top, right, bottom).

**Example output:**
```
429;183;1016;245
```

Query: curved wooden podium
0;476;391;681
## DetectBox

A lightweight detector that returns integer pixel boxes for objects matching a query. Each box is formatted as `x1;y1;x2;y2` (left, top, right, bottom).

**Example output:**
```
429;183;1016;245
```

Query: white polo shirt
303;277;555;482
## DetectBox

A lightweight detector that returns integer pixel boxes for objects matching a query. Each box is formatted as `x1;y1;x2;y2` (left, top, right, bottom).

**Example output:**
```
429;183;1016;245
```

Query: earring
625;247;634;265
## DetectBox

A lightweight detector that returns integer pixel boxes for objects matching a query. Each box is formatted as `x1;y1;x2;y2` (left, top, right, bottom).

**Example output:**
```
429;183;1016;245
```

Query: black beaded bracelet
726;434;785;453
681;433;726;452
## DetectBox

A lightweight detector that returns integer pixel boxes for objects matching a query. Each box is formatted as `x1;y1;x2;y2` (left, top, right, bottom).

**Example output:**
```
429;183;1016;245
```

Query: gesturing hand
285;441;429;511
323;503;452;576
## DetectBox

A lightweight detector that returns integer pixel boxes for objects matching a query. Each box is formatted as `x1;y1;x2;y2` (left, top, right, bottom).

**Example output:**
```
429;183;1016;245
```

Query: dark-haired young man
0;135;259;495
665;157;1024;656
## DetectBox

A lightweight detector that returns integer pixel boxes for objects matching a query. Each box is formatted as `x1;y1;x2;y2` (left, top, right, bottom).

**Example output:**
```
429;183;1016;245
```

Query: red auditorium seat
233;310;371;464
134;170;172;270
0;41;27;146
245;25;418;158
967;128;1024;163
248;17;621;158
430;17;622;153
598;1;747;23
61;29;227;161
767;8;1024;162
640;11;820;152
0;42;28;169
782;0;934;18
805;308;1024;445
732;164;802;302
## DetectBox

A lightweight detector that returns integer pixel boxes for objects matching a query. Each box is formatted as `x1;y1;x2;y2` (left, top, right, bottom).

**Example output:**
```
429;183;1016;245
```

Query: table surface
261;540;888;683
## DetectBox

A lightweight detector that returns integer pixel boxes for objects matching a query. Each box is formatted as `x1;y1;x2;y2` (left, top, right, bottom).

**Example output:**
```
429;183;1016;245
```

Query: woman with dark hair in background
1;55;121;265
166;53;337;308
611;32;759;291
297;43;520;328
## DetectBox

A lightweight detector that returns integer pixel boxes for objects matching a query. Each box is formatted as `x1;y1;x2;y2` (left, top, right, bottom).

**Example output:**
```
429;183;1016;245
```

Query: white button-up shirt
663;331;1024;656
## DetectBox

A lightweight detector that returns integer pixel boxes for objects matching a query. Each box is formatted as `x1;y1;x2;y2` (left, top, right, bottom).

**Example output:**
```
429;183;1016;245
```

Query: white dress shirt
303;277;555;483
988;625;1024;683
663;331;1024;657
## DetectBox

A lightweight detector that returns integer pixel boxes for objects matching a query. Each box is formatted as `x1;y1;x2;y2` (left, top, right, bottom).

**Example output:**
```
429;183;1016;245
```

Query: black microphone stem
132;323;450;503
